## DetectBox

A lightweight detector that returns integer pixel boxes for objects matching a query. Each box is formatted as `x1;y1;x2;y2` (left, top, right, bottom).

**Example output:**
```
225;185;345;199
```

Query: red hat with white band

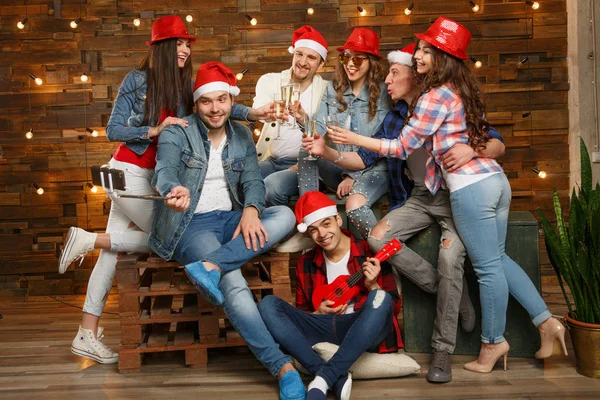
288;25;328;61
387;43;416;66
295;191;338;233
193;62;240;102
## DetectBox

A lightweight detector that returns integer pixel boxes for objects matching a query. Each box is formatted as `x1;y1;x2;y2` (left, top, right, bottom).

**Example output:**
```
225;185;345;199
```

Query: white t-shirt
269;83;314;160
194;137;233;214
324;250;355;314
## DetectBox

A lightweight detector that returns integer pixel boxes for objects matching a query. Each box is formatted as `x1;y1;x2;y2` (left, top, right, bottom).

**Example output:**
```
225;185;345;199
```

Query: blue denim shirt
106;70;250;156
149;113;265;260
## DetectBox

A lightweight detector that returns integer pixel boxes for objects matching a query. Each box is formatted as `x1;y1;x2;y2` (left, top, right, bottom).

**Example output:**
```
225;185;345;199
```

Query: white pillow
291;342;421;380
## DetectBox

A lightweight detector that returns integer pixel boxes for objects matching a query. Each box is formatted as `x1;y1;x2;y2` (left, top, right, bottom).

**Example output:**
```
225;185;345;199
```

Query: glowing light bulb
532;168;547;179
34;184;44;195
35;77;43;85
25;130;33;139
357;6;367;16
17;18;28;29
405;3;414;15
70;18;82;29
254;128;261;137
133;18;141;26
469;2;479;12
307;8;314;15
475;60;482;68
87;183;98;193
186;14;193;22
236;73;244;80
80;73;89;82
531;2;540;10
250;18;257;26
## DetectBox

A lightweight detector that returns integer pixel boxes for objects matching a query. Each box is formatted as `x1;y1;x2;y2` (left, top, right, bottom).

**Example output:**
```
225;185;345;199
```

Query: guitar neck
346;269;364;288
345;239;402;288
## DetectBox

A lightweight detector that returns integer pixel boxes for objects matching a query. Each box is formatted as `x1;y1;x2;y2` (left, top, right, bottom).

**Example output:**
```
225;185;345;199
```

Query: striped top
379;84;503;194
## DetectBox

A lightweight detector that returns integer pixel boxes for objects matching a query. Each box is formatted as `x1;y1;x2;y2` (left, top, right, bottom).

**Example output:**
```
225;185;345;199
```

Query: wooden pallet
115;252;292;373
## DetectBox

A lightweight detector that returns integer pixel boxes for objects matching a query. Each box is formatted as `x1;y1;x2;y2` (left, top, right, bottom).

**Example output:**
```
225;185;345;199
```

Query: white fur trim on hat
297;205;337;233
292;39;328;61
388;50;413;67
193;81;240;101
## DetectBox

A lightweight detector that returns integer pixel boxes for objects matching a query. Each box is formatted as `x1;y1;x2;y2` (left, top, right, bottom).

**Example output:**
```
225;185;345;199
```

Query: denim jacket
106;70;250;156
314;81;392;179
149;113;265;260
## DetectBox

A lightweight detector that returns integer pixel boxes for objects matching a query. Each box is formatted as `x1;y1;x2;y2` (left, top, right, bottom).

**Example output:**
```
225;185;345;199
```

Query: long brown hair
137;38;194;126
333;54;387;120
410;44;489;151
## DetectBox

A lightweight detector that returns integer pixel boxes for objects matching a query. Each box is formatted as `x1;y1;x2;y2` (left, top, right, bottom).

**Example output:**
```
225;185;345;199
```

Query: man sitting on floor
258;191;402;400
150;62;303;400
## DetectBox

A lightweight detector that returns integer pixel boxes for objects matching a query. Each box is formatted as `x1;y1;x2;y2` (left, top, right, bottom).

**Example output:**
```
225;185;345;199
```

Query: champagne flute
273;92;285;140
290;84;301;128
323;115;344;162
303;120;318;161
280;83;294;126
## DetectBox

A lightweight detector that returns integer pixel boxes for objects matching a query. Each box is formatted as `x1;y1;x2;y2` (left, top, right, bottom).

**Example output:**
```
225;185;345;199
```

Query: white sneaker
71;326;118;364
275;232;315;253
59;227;97;274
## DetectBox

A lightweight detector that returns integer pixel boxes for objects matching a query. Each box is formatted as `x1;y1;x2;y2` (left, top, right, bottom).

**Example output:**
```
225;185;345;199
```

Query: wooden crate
115;252;292;373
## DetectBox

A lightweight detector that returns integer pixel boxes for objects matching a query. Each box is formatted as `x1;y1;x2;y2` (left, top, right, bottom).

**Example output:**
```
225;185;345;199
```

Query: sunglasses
339;53;369;67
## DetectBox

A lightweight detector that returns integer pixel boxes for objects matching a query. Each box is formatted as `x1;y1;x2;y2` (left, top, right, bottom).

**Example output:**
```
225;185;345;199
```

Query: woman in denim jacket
300;28;391;239
55;16;198;365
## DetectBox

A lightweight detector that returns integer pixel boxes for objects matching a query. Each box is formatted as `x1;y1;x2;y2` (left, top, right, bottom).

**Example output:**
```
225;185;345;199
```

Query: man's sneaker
459;276;476;333
59;227;97;274
71;326;118;364
426;350;452;383
275;232;314;253
333;372;352;400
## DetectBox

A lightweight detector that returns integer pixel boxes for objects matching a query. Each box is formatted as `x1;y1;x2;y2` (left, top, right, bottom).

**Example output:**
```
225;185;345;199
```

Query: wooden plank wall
0;0;569;297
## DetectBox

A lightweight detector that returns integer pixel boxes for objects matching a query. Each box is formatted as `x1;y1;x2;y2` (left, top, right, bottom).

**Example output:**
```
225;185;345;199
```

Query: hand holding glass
303;120;318;161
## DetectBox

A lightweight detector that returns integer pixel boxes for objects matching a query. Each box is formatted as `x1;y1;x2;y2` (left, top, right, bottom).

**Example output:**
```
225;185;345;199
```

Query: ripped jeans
367;186;466;353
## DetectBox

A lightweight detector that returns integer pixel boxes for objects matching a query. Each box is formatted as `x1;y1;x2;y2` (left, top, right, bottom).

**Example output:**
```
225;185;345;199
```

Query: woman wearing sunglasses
298;27;391;239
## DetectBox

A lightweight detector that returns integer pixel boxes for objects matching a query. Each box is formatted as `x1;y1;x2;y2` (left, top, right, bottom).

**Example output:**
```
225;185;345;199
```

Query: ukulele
311;238;402;310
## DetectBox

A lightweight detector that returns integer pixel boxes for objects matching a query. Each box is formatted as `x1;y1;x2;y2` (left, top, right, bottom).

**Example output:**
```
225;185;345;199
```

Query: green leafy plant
538;137;600;324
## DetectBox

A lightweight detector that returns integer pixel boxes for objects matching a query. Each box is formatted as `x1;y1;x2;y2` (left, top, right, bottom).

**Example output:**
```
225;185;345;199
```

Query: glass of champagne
303;120;318;161
290;84;301;127
323;115;344;162
280;83;294;126
273;93;285;140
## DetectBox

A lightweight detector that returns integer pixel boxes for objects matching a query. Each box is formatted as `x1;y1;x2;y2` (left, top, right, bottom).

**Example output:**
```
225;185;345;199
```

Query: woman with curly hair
326;17;566;373
291;27;391;244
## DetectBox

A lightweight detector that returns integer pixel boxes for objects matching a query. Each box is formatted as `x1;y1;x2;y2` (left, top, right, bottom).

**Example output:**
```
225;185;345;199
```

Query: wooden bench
115;252;292;373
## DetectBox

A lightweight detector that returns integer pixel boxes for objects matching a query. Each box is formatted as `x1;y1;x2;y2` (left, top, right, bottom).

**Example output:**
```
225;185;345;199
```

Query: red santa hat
193;62;240;102
387;43;416;67
287;25;328;61
295;191;338;233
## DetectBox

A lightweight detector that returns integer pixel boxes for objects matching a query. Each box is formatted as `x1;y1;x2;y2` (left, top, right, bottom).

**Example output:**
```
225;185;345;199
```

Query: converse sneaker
71;326;118;364
59;227;97;274
275;232;315;253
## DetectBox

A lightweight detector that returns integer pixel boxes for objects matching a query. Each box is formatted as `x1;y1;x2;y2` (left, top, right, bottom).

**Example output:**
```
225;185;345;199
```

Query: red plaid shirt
295;230;403;353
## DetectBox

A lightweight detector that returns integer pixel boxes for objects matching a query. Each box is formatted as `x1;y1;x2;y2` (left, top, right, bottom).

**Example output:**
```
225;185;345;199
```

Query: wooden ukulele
311;238;402;310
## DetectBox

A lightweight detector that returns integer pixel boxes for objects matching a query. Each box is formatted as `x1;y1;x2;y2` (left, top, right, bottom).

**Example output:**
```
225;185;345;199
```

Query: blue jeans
450;173;551;344
258;290;393;387
173;206;296;375
259;156;297;179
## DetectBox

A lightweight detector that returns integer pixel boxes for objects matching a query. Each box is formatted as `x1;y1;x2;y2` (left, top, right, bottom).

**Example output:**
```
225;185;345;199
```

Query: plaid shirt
358;101;414;211
379;85;503;195
296;230;403;353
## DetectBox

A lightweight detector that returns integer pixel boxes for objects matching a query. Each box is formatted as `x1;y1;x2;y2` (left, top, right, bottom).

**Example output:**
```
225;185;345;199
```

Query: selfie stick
99;169;166;201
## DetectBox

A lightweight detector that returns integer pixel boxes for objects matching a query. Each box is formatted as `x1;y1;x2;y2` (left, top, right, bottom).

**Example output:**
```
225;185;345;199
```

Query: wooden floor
1;297;599;400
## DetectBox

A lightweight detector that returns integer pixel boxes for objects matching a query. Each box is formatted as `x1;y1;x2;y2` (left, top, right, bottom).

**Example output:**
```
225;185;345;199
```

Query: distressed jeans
450;173;551;343
367;186;466;353
172;206;296;375
258;290;393;387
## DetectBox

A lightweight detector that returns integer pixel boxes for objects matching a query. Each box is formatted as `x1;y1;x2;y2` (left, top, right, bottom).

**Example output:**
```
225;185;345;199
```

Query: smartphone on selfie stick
91;165;166;201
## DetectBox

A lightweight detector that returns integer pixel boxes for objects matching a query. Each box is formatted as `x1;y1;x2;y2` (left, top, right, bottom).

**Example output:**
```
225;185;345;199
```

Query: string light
17;17;28;29
85;127;99;137
532;168;547;178
470;57;482;69
404;3;414;15
25;129;34;139
33;184;44;195
70;17;82;29
307;8;314;15
469;1;480;12
28;73;43;85
357;6;367;16
80;73;89;82
87;183;98;193
522;111;531;118
245;14;257;26
133;18;141;26
236;67;249;81
526;1;540;10
186;14;193;22
250;123;261;137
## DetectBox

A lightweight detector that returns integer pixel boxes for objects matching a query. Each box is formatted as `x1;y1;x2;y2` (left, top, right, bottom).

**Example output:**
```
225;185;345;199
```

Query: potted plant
538;137;600;379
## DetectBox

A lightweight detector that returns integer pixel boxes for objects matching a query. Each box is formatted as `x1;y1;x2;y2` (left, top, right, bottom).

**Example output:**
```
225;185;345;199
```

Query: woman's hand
336;176;355;199
327;125;360;146
301;132;326;156
149;116;188;138
292;101;307;125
